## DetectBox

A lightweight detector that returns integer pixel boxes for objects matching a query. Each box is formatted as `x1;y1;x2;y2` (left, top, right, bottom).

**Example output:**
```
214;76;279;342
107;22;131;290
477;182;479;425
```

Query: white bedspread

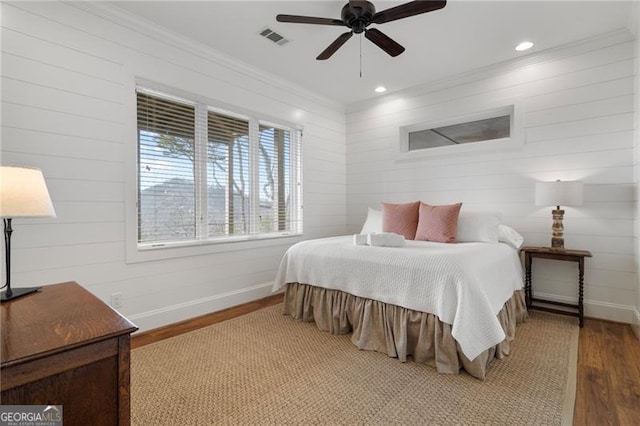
273;236;524;361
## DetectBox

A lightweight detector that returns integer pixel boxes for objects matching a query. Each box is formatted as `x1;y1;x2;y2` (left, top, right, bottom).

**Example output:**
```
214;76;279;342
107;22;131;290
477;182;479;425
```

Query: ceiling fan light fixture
515;41;534;51
276;0;447;60
374;86;387;93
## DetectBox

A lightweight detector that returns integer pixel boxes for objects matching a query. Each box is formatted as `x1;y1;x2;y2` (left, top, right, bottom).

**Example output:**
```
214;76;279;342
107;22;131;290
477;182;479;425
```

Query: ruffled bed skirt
283;283;528;380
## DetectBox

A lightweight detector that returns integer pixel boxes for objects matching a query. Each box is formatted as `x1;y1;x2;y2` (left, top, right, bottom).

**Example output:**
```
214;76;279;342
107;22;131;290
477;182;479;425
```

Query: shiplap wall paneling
0;1;346;331
633;1;640;336
345;31;637;322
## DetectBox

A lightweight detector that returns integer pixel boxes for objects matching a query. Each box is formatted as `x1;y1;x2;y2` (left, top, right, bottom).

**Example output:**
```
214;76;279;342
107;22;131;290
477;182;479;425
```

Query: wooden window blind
135;87;302;248
137;92;196;244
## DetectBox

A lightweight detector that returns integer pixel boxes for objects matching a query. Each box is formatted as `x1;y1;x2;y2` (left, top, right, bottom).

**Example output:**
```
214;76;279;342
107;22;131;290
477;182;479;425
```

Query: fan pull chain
359;34;363;78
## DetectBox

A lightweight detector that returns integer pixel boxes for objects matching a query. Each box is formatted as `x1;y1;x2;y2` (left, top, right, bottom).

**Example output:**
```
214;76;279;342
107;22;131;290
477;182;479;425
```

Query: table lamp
0;166;56;301
535;179;583;250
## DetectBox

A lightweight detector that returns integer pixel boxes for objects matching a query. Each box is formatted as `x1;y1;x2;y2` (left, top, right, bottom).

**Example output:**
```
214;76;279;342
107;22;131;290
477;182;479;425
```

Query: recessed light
515;41;534;51
374;86;387;93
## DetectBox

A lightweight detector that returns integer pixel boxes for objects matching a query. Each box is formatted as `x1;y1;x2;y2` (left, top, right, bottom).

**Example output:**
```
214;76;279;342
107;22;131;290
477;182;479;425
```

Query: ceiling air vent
259;27;290;46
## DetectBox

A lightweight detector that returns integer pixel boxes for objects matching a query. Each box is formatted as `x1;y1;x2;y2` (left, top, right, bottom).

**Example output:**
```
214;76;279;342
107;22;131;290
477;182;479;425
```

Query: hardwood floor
132;296;640;425
574;318;640;426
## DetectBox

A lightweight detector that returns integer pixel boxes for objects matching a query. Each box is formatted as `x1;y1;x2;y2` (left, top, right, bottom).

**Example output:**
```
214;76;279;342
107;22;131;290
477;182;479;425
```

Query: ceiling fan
276;0;447;60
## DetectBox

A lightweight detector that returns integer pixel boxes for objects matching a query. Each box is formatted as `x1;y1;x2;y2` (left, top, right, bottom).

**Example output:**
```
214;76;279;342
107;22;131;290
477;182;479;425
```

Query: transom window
408;115;511;151
399;104;521;156
136;88;302;248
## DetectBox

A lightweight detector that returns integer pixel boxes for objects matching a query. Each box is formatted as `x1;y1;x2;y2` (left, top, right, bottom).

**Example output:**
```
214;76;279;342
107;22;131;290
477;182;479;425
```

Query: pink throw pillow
381;201;420;240
415;202;463;243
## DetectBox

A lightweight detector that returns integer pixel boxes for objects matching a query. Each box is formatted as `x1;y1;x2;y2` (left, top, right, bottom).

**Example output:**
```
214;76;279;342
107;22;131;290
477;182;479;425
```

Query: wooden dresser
1;282;138;425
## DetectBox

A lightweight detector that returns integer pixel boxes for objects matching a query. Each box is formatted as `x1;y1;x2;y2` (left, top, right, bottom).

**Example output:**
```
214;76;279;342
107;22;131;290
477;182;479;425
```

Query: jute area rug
131;304;578;425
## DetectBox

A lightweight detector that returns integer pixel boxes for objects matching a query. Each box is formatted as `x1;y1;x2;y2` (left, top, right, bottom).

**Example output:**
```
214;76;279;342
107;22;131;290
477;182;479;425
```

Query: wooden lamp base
550;207;565;250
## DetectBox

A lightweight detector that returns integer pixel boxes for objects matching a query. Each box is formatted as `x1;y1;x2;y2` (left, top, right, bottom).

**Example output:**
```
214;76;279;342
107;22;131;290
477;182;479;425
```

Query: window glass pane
258;125;291;233
208;111;250;237
137;92;196;244
409;115;510;151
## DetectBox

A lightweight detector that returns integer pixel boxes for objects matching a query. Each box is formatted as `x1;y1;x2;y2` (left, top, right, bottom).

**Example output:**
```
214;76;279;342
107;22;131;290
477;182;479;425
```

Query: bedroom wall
345;30;637;323
632;1;640;339
0;1;346;331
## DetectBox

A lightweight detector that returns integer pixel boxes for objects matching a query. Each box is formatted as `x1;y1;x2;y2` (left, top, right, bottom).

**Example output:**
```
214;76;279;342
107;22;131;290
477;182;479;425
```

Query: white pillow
456;211;502;243
360;207;382;234
498;224;525;249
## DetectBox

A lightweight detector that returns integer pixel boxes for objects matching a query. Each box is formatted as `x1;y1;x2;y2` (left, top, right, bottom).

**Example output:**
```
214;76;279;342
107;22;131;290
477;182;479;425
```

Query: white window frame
125;79;303;264
398;101;523;158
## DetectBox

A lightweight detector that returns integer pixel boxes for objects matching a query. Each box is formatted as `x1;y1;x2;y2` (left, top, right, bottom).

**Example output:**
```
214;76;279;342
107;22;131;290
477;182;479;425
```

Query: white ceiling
110;1;634;106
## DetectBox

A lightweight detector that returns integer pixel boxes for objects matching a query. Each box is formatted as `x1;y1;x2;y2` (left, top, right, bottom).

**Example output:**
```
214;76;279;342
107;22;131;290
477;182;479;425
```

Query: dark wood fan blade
276;14;344;26
372;0;446;24
317;31;353;60
364;28;405;57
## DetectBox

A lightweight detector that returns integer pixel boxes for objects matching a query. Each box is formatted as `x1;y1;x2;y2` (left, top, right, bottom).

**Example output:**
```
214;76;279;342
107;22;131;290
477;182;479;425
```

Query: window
136;88;302;249
408;115;510;151
399;104;521;156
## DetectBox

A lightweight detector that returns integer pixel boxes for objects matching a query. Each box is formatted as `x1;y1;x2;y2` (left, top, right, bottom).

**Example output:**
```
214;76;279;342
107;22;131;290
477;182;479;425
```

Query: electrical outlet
110;292;123;309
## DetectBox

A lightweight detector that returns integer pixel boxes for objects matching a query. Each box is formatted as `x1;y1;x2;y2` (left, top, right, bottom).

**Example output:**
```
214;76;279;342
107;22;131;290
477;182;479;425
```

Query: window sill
126;233;303;264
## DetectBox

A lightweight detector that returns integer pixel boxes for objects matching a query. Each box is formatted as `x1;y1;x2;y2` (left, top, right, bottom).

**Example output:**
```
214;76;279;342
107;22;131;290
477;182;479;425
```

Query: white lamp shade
0;166;56;218
535;180;583;207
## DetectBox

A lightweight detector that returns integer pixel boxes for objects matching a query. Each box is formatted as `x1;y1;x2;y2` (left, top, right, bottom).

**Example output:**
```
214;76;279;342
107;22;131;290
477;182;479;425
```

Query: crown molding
69;1;345;112
347;27;635;113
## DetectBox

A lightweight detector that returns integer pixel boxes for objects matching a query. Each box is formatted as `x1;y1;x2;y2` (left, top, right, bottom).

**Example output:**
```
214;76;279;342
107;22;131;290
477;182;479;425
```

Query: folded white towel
353;234;368;245
367;232;405;247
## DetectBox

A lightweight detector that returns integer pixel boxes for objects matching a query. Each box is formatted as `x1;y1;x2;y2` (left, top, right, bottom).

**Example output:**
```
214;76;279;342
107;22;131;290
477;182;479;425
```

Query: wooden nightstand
521;246;592;327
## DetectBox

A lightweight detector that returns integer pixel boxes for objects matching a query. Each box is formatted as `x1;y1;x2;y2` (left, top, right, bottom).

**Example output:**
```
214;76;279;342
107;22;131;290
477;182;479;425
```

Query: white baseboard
128;282;277;333
632;307;640;341
534;291;635;324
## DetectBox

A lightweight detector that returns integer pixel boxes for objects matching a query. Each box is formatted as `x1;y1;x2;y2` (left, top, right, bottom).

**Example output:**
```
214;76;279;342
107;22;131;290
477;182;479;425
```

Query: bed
272;235;527;379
